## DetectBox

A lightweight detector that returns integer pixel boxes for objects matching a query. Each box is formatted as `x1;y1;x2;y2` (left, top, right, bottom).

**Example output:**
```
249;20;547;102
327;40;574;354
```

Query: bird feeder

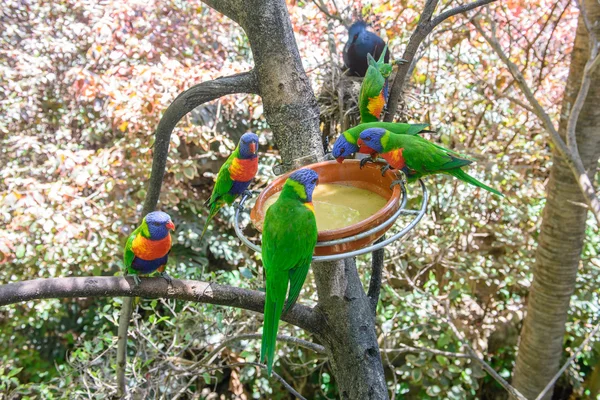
234;160;428;262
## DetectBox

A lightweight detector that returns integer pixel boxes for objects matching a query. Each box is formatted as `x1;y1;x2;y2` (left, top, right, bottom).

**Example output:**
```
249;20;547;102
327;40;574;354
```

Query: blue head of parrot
238;132;259;159
348;20;368;43
358;128;386;153
144;211;175;240
331;134;359;163
288;168;319;202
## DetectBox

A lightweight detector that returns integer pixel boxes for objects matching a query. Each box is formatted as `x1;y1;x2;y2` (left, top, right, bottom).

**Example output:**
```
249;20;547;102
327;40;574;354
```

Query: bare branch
381;343;471;359
384;0;497;121
367;237;385;314
116;296;134;397
431;0;498;27
142;71;259;217
0;276;323;334
311;0;347;26
203;333;326;365
201;0;244;23
534;321;600;400
472;18;600;225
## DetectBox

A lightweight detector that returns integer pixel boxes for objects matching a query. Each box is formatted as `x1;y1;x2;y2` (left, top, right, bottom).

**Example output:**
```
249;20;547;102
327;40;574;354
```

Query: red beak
336;156;345;163
249;142;257;154
166;220;175;230
357;138;364;146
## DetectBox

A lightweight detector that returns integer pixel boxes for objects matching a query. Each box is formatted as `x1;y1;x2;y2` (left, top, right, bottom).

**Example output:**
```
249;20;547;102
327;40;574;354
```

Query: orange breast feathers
381;148;406;170
132;234;172;260
229;157;258;182
367;92;386;119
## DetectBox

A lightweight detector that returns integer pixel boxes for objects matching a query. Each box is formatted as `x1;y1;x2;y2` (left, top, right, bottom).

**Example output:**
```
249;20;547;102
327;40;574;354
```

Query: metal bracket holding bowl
233;179;429;262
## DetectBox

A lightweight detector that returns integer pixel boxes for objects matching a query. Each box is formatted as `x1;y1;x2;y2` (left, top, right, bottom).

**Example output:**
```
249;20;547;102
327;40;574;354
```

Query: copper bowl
249;160;402;256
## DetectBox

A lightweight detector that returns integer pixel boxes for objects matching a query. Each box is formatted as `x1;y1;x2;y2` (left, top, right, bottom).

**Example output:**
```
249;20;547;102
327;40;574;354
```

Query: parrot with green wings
358;127;503;196
200;132;259;239
359;46;393;123
331;121;431;163
124;211;176;286
260;168;319;375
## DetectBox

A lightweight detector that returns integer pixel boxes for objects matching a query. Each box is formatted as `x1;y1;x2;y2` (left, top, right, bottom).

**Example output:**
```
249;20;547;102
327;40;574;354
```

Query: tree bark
313;259;389;400
512;2;600;398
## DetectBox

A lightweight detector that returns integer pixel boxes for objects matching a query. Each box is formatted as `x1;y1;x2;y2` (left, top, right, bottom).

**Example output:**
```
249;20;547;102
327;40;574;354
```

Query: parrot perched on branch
343;20;390;77
331;122;431;163
260;168;319;375
200;132;259;239
124;211;176;286
359;46;393;123
357;127;504;196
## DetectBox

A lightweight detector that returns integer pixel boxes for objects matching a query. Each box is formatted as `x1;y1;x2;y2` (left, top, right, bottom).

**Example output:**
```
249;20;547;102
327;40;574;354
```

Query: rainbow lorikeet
260;168;319;375
200;132;259;239
124;211;176;285
358;128;503;196
331;122;431;163
343;21;390;77
359;46;393;123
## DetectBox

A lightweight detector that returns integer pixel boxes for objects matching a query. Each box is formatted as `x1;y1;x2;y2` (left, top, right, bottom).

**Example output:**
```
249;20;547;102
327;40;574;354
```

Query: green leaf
436;355;449;366
203;372;211;384
239;267;253;279
15;245;25;259
411;369;422;382
7;368;23;378
183;166;195;180
426;385;442;396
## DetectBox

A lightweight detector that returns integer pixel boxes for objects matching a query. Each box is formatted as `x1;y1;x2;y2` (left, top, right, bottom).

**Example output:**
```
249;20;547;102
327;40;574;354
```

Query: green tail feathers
449;169;504;197
260;292;284;375
199;202;221;240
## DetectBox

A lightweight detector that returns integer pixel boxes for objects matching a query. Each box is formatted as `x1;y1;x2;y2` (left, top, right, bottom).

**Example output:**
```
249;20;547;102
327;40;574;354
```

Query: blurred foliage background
1;0;598;399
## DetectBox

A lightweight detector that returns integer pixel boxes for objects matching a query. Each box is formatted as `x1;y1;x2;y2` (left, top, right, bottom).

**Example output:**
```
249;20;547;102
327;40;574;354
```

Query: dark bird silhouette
343;21;390;77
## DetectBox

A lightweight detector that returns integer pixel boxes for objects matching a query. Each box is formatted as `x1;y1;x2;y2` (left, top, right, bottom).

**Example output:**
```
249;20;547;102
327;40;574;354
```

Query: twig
203;333;326;365
472;17;600;225
311;0;347;25
116;296;134;397
384;0;497;121
367;236;386;314
380;343;471;359
534;321;600;400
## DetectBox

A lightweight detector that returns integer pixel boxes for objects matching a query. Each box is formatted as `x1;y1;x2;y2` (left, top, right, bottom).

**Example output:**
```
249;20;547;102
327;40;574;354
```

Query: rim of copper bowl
249;160;402;241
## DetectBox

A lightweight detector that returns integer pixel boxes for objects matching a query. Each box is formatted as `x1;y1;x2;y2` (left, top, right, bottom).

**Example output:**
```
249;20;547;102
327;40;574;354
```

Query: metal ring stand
234;179;429;262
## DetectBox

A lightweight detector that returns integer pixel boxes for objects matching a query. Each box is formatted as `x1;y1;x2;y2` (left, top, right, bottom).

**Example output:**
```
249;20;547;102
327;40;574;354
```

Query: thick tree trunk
203;0;389;396
313;259;389;400
512;2;600;398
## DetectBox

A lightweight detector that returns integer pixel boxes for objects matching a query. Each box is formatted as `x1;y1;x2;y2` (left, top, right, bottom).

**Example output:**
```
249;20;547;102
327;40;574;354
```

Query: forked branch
384;0;497;122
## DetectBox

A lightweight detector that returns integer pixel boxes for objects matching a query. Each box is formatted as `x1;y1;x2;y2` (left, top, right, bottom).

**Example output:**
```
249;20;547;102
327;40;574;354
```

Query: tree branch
472;18;600;225
384;0;497;122
430;0;498;27
367;237;385;314
201;0;244;24
0;276;323;334
203;333;326;365
141;71;259;217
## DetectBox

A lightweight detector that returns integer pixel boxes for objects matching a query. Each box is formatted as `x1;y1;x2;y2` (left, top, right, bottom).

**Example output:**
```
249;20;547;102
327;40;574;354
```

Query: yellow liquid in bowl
263;183;388;231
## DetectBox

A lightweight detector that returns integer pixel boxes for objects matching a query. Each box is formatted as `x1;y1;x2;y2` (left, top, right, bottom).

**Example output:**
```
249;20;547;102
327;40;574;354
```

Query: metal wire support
233;180;429;262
